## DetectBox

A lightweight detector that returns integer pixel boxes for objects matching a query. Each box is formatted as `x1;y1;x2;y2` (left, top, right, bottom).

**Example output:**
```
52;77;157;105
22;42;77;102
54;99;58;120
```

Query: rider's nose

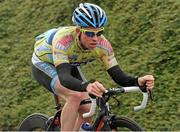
92;35;98;41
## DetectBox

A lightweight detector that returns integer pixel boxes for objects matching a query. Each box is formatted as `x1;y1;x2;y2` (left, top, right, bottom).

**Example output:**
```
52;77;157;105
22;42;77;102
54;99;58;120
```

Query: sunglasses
80;28;104;37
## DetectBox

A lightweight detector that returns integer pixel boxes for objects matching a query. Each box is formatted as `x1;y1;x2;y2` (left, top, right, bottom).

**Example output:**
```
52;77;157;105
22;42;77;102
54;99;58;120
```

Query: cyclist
31;3;155;131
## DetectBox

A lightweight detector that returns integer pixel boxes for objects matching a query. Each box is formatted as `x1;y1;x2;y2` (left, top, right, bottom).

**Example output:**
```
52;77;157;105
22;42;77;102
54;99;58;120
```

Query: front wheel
109;116;143;131
18;113;49;131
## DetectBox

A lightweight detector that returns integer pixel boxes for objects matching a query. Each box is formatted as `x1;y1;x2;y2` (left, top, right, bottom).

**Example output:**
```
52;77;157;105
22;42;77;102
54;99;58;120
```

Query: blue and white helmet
72;3;107;28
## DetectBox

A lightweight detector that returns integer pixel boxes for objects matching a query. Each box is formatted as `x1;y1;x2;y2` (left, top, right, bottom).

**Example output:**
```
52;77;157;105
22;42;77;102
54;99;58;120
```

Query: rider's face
77;27;104;50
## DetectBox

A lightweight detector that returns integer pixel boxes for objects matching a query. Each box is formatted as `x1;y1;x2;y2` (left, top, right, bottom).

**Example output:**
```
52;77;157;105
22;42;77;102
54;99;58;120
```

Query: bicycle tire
18;113;49;131
109;116;143;131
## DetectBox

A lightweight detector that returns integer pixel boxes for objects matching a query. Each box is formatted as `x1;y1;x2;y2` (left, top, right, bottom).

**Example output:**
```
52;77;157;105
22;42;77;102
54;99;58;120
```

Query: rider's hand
138;75;155;90
86;81;106;97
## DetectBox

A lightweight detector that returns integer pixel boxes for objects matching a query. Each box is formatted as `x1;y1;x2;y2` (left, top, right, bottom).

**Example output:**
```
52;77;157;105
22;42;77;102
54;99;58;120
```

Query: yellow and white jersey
33;26;118;70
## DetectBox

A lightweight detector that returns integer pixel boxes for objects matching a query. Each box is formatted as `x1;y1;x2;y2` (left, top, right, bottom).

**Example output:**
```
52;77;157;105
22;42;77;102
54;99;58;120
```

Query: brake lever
139;81;154;101
148;89;154;101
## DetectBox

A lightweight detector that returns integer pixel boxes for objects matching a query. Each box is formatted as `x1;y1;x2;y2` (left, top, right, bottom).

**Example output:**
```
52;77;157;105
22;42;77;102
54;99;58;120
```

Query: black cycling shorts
32;62;84;95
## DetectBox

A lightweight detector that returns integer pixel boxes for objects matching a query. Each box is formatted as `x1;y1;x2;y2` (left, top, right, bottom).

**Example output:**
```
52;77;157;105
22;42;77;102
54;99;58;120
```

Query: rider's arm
107;65;139;86
102;54;139;86
98;36;139;87
52;32;89;92
56;63;89;92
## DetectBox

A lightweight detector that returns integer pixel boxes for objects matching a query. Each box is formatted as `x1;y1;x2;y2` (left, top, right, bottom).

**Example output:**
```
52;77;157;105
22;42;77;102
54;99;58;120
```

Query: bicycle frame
81;86;149;131
45;94;112;131
45;86;149;131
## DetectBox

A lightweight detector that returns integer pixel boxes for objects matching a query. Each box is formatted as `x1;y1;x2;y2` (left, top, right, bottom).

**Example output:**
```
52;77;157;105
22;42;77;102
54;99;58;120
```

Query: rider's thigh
54;79;89;103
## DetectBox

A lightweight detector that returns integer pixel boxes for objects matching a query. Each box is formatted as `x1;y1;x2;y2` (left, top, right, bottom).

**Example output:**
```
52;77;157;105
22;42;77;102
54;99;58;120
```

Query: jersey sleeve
52;33;74;66
97;36;118;70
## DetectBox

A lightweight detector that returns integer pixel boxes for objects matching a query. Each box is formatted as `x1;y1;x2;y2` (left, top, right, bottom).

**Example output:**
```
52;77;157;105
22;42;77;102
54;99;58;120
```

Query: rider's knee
67;92;83;103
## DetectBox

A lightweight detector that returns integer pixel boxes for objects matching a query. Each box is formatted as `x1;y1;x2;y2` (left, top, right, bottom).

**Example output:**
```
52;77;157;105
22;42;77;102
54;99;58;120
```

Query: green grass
0;0;179;130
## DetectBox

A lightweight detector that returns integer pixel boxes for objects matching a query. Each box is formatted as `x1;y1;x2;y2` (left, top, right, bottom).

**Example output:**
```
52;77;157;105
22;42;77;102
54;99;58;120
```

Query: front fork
101;114;116;131
95;111;116;131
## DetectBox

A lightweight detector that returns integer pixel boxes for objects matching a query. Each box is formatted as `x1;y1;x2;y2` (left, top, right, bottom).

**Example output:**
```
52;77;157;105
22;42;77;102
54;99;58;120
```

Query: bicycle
19;60;153;131
19;85;153;131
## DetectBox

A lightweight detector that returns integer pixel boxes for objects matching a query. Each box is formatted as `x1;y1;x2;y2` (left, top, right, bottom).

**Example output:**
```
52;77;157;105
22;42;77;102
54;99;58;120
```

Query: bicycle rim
18;113;49;131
